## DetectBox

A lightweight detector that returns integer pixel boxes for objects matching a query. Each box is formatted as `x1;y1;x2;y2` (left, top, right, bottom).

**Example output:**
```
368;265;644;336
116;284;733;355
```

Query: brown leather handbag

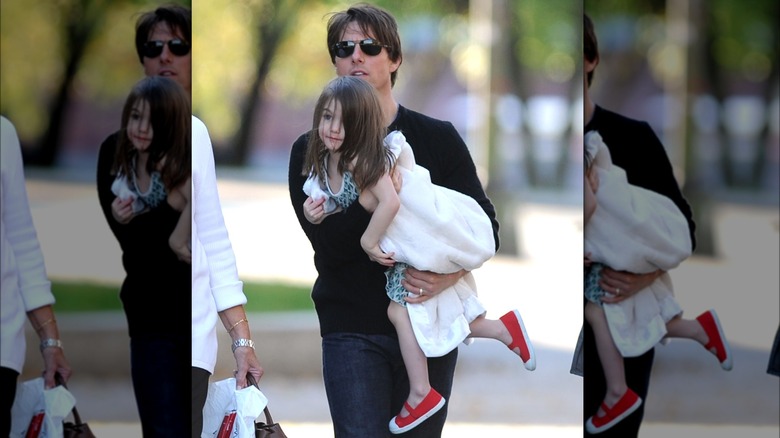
56;374;96;438
247;374;287;438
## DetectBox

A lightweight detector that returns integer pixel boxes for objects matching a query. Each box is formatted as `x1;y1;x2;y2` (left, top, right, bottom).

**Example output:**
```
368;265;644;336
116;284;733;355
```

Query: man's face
142;22;191;93
333;22;400;96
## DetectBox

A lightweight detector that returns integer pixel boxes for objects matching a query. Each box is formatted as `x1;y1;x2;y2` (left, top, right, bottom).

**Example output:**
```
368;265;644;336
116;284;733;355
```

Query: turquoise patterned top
326;170;359;210
131;162;168;209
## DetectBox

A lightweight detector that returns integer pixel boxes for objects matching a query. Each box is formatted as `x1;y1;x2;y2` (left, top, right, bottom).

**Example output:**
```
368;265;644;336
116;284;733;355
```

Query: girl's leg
387;301;432;415
469;315;511;347
584;302;629;409
469;311;535;369
667;311;733;370
665;315;708;345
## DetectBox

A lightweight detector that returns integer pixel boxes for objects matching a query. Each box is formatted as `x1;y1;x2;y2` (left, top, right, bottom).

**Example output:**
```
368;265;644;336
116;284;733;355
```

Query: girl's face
127;99;153;152
318;98;344;152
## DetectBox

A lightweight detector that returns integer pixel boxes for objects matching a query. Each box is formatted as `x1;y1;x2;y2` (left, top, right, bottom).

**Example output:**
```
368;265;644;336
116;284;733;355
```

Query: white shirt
191;116;247;373
1;116;55;373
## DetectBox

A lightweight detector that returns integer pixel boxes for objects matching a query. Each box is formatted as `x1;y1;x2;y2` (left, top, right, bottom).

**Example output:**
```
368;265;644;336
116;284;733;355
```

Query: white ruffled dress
584;131;692;357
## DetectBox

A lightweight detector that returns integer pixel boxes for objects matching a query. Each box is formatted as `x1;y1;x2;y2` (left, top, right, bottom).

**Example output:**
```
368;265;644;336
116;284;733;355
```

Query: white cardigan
584;131;691;357
1;116;56;373
191;116;248;373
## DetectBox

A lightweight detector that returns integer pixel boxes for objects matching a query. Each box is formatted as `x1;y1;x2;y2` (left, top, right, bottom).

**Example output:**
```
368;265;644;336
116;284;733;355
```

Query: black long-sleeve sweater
96;132;190;339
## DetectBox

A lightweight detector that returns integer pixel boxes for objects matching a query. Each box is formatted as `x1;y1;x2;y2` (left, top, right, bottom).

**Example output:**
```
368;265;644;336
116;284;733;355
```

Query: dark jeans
322;332;457;438
583;318;654;437
130;336;190;437
1;367;19;437
191;366;211;438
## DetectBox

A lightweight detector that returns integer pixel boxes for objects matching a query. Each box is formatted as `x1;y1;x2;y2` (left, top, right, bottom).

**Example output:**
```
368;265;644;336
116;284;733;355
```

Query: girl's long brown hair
302;76;394;191
112;76;191;191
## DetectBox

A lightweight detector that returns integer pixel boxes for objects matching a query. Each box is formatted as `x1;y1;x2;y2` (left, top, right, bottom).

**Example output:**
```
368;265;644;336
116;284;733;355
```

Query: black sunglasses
142;39;190;58
332;38;389;58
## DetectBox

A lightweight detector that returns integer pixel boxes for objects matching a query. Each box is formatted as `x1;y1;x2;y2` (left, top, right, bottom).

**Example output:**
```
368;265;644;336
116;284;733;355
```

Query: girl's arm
584;169;598;226
360;173;400;266
169;177;192;263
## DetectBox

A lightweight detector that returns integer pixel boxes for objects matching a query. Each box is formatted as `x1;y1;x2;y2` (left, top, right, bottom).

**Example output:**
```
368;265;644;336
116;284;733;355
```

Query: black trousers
1;366;20;437
191;366;211;438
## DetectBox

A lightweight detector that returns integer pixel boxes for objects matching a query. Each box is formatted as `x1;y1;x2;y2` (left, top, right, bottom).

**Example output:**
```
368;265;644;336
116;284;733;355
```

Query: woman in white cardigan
1;116;72;435
191;116;263;436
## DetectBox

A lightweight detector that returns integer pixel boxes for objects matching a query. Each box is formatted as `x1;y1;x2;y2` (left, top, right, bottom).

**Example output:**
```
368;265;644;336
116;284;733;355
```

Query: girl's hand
303;196;340;224
111;197;135;224
584;252;593;267
599;267;663;304
362;242;395;267
402;267;466;304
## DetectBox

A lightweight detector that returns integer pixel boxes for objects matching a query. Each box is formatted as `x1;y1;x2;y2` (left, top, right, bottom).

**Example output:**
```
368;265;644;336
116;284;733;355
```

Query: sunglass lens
143;41;163;58
335;42;354;58
360;42;382;56
169;40;190;56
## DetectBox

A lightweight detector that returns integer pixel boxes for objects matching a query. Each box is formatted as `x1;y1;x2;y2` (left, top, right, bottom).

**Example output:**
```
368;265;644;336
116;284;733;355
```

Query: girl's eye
323;114;332;121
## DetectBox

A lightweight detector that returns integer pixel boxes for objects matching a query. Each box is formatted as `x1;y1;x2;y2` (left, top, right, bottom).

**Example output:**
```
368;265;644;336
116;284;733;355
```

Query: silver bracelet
231;338;255;353
40;338;62;351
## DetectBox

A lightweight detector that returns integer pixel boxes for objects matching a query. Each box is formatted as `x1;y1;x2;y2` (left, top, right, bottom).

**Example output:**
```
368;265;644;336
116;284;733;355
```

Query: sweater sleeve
1;116;55;311
192;116;246;311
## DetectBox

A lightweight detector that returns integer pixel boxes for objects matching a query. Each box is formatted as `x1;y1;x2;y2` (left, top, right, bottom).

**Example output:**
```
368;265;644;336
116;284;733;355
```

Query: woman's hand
233;346;264;389
402;267;466;304
41;346;71;389
111;197;135;224
599;267;663;304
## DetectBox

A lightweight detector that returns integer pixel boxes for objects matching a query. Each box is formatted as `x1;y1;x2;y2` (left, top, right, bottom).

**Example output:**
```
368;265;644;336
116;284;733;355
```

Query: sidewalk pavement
22;177;780;437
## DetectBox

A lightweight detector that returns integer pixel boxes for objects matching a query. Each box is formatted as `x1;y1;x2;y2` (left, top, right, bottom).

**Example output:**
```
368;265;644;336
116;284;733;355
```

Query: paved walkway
21;176;780;437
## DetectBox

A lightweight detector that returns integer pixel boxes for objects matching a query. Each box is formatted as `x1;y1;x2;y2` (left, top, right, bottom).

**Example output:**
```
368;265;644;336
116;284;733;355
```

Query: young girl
99;76;192;433
110;76;191;263
302;76;535;434
583;131;732;434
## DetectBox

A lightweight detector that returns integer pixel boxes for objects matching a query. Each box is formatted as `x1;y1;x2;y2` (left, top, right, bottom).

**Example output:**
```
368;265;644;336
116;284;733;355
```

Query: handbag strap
246;374;274;424
55;373;85;425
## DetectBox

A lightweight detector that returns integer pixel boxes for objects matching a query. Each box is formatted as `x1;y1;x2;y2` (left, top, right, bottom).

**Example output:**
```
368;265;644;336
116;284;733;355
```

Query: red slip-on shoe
585;388;642;434
389;388;446;435
499;310;536;371
696;309;733;371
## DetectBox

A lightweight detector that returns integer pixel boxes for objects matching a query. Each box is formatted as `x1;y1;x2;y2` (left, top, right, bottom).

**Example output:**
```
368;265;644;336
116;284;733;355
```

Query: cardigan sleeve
192;116;246;311
1;116;55;311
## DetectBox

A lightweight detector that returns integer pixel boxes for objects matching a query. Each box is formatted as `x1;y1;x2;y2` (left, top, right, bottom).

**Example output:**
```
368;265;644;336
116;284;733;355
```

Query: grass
51;279;314;313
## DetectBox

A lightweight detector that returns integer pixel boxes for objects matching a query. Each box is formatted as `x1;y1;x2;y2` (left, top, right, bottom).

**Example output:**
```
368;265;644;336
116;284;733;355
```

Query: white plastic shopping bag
10;377;76;437
201;377;268;438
